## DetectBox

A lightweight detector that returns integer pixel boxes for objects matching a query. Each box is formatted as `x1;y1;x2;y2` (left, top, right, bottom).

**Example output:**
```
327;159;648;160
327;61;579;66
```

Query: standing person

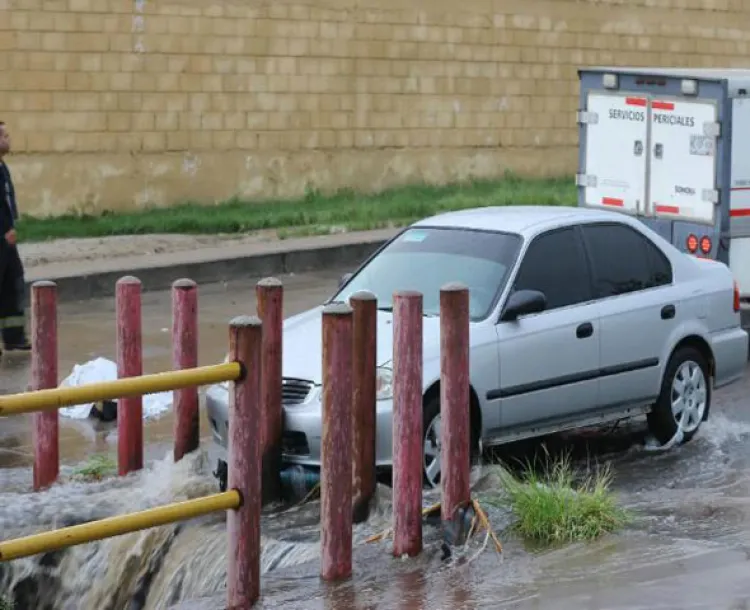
0;122;30;352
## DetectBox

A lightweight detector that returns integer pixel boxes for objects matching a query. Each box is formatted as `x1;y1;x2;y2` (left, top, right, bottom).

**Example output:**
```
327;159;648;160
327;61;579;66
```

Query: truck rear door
579;92;648;215
648;98;718;226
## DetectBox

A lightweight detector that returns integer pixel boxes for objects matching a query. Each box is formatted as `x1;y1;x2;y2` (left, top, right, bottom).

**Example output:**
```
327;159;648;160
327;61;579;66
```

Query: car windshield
334;226;522;320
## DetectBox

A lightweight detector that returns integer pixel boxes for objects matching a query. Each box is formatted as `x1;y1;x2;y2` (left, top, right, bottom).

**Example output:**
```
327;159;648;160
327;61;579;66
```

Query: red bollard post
439;283;471;525
172;279;199;462
392;290;423;558
227;315;263;609
256;277;283;504
350;290;377;524
116;276;143;476
320;302;354;581
31;281;59;491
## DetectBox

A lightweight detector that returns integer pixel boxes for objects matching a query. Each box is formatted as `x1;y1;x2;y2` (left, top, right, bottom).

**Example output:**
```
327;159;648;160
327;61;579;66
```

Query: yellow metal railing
0;361;241;416
0;491;241;561
0;360;244;563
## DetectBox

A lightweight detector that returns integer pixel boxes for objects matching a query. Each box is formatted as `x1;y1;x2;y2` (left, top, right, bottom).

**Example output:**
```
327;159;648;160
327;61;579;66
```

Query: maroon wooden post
350;290;377;524
320;302;354;581
227;315;263;609
31;281;59;491
439;282;471;525
256;277;283;504
116;276;143;476
392;290;423;558
172;279;199;462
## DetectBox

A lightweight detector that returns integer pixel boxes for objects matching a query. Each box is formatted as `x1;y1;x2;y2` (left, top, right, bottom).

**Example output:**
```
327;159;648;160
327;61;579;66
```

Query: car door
494;226;601;429
580;221;675;408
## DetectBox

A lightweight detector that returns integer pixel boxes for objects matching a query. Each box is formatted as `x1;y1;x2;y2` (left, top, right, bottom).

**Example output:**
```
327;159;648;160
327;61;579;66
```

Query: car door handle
576;322;594;339
661;304;676;320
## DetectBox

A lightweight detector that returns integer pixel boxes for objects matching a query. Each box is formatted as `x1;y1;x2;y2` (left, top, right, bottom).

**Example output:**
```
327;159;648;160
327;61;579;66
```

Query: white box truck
577;67;750;332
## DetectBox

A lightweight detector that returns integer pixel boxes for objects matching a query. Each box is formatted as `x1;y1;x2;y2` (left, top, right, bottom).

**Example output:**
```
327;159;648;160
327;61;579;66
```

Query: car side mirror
500;289;547;322
338;272;353;289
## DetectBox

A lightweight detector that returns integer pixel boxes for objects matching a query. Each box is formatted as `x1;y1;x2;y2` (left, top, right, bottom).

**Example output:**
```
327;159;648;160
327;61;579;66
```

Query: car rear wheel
422;395;477;489
647;346;711;446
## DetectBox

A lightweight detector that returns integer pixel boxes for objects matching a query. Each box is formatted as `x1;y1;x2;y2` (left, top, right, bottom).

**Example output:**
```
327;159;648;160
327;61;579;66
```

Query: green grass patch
486;451;631;547
70;454;117;482
16;175;576;243
0;596;14;610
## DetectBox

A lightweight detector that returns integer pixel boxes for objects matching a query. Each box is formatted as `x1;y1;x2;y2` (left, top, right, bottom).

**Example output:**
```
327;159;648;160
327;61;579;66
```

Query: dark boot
3;326;30;351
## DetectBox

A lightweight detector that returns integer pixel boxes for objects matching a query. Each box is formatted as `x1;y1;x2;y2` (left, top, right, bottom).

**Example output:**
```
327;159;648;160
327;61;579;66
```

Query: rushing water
4;413;750;609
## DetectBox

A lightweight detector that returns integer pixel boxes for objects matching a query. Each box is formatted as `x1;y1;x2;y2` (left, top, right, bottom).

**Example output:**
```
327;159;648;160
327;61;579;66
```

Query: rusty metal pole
350;290;377;524
440;282;471;525
116;276;143;476
31;281;59;491
392;290;423;558
320;302;354;581
172;279;199;462
256;277;283;504
227;315;263;609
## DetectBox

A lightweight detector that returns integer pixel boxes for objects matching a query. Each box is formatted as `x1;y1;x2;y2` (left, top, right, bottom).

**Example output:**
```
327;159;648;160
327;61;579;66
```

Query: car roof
410;205;634;236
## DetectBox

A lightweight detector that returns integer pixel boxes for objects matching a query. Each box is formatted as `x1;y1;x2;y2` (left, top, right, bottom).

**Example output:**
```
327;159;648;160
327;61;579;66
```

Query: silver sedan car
206;205;747;489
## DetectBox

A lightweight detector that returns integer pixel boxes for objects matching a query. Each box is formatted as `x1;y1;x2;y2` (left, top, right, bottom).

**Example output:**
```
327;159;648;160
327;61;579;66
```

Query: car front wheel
647;346;711;446
422;395;477;489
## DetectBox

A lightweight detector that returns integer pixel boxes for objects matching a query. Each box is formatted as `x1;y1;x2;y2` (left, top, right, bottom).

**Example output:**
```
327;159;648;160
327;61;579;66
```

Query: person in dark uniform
0;122;30;352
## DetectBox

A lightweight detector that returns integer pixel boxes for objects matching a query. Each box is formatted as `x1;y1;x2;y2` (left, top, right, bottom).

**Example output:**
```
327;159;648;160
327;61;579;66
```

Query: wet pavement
3;267;750;609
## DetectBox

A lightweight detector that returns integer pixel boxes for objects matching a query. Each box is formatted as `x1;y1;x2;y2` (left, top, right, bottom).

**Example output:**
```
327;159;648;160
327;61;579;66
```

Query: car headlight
376;366;393;401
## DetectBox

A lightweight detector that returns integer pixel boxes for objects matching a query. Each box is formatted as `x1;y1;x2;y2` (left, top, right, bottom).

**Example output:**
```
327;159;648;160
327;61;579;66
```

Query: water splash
4;411;750;608
0;450;397;609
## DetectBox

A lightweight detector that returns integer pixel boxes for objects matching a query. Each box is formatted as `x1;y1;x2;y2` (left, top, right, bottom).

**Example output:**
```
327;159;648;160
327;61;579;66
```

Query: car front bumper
205;383;397;469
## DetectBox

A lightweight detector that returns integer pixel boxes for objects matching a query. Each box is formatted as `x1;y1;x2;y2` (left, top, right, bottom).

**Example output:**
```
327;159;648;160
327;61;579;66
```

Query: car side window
582;223;673;298
645;238;673;287
512;227;593;310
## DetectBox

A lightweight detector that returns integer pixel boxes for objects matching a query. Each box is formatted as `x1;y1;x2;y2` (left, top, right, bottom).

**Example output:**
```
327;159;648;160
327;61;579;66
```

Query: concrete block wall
1;0;750;215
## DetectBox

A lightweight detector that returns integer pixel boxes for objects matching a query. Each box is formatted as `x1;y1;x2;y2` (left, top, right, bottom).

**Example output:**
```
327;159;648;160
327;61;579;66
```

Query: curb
23;238;390;304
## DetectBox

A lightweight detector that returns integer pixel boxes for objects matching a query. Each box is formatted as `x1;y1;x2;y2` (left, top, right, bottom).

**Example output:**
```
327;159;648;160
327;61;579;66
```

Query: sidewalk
19;229;398;303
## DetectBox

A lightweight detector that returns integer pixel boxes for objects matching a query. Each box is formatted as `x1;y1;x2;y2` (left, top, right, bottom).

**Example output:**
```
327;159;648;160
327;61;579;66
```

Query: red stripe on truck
655;204;680;214
602;197;624;207
652;101;675;111
625;97;647;107
730;209;750;217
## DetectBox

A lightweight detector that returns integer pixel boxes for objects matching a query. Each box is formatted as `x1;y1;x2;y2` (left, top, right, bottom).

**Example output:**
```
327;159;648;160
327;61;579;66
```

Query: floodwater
2;268;750;609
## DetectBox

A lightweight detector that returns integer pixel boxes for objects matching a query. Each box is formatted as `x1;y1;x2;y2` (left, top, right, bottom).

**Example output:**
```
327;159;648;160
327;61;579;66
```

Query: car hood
282;305;443;385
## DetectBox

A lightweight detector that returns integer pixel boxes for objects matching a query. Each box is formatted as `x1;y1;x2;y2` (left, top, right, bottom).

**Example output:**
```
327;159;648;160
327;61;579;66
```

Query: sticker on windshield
402;230;428;243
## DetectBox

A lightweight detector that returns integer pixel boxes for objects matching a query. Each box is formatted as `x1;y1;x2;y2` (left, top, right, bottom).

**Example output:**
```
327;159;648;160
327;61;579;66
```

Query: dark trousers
0;241;27;346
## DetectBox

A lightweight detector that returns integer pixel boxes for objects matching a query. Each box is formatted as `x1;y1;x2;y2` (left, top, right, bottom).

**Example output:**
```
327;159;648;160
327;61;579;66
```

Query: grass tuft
0;596;14;610
487;450;631;546
16;176;576;243
70;454;117;482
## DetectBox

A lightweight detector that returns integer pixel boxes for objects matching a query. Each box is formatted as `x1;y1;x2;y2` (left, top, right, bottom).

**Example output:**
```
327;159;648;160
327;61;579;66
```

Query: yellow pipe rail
0;490;241;562
0;361;242;416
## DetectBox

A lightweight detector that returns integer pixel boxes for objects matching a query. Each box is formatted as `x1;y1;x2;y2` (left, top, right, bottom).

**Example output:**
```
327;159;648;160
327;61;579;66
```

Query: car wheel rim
671;360;707;435
423;414;441;488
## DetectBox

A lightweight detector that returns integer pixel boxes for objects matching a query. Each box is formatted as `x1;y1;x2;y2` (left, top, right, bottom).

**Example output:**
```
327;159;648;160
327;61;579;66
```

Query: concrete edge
22;239;388;304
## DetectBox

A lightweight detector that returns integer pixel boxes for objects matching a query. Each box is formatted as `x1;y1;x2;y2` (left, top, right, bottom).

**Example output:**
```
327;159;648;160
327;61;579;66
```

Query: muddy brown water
2;268;750;609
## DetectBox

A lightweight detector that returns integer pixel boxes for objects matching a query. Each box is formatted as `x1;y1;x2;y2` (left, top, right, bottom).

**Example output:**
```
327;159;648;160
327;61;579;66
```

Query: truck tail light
734;280;740;313
699;236;712;254
686;234;698;253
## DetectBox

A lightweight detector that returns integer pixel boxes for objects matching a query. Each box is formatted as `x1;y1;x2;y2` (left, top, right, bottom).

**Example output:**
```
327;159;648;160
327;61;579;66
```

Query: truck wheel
647;346;711;446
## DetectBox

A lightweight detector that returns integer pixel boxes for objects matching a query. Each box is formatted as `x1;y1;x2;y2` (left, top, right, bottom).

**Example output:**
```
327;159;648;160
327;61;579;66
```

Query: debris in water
57;357;173;421
365;497;503;562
